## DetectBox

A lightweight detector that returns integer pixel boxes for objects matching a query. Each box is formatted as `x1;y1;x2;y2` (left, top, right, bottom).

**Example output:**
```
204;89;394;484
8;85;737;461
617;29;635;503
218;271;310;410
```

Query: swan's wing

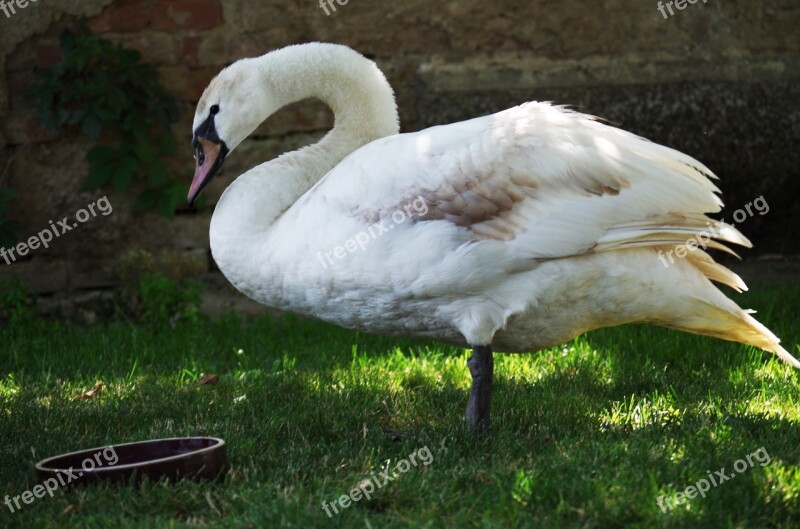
313;101;747;264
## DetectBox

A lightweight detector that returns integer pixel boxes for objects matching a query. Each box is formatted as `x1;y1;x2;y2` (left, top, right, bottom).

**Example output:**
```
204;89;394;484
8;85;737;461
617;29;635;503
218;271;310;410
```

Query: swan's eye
210;104;220;115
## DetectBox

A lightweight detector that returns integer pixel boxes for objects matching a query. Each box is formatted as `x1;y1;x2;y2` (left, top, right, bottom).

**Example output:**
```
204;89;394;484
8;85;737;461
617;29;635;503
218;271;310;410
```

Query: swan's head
188;57;276;206
188;42;399;205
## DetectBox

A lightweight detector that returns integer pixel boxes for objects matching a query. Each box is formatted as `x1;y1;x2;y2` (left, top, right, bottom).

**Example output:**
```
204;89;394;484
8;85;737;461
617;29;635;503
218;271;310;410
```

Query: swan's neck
209;44;399;301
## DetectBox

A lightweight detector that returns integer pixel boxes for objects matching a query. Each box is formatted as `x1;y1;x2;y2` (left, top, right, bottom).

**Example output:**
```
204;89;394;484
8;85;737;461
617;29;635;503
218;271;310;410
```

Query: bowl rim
35;436;226;474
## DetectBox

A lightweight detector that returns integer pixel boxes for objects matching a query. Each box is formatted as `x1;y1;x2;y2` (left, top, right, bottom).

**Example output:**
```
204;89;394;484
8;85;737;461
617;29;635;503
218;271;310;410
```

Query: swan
188;42;798;431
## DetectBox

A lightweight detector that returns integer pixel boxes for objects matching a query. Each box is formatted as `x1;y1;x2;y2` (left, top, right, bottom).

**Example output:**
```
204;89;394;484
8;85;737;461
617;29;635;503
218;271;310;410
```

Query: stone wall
0;0;798;298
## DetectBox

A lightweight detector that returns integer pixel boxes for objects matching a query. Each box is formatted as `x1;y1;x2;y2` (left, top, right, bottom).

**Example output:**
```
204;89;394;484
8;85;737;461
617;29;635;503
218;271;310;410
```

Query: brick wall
0;0;798;297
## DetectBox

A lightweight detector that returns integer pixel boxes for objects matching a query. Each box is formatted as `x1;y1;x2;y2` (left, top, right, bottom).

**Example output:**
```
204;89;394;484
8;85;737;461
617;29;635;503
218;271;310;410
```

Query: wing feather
309;101;746;280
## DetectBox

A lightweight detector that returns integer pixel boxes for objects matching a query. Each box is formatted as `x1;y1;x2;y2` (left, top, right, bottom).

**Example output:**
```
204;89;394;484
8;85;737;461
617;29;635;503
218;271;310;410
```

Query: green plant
0;187;21;247
138;272;202;327
28;20;185;216
118;248;205;287
117;249;205;326
0;276;39;325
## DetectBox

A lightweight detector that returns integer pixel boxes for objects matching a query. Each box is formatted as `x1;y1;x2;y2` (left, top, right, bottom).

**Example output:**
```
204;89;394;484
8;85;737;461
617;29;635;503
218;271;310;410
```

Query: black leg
465;345;493;431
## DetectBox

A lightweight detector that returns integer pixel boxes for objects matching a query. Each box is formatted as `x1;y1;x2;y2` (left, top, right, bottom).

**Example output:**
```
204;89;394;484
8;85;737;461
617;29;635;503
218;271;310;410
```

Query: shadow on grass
2;286;799;526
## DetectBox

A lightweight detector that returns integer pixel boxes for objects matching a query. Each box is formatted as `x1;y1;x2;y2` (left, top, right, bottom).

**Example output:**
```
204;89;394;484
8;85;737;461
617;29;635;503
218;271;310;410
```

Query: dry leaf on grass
197;374;220;385
74;381;104;400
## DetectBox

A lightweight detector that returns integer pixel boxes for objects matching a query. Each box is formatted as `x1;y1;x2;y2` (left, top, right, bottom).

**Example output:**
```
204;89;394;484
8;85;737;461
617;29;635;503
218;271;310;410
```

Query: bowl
35;437;227;486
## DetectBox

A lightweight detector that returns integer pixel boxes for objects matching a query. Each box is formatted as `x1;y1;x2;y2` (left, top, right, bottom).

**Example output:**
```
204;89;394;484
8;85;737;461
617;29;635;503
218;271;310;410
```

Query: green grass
1;286;799;528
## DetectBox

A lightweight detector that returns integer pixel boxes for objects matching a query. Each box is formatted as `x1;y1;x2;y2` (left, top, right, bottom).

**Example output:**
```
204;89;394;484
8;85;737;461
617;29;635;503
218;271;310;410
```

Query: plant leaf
83;162;114;189
81;113;101;139
111;156;138;192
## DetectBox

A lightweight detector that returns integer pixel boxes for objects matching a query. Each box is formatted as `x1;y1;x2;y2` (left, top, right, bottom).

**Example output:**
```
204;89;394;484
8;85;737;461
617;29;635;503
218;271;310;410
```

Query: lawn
1;285;799;528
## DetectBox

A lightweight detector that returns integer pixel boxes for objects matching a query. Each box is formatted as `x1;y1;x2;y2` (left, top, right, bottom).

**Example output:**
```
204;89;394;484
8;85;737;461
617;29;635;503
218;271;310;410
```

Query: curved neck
209;44;399;296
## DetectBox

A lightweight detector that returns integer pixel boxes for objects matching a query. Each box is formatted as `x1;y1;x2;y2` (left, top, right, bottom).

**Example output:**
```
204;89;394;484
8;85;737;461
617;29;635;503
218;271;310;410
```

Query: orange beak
188;137;227;206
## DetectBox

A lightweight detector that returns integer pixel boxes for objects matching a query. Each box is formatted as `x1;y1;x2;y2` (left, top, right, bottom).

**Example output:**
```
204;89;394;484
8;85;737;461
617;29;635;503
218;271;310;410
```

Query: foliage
28;20;184;217
0;187;22;247
137;272;202;327
117;248;204;326
0;276;39;326
118;248;205;287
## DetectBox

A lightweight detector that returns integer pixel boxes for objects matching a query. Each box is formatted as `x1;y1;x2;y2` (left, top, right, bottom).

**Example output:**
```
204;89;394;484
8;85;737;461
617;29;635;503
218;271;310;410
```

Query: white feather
194;43;796;366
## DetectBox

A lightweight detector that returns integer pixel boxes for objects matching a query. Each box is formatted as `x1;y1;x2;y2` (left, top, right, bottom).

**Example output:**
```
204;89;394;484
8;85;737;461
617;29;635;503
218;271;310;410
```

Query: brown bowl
35;437;227;486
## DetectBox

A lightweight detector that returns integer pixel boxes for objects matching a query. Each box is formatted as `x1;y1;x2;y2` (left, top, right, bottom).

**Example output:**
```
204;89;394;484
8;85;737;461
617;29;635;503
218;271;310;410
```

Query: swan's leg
465;345;493;431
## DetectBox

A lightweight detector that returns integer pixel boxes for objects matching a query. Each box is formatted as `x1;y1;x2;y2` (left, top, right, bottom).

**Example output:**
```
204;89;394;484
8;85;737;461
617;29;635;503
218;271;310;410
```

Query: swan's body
190;43;798;429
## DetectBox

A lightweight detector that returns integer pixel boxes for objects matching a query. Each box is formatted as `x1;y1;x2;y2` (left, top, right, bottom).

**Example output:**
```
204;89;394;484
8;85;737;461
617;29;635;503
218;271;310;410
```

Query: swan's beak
188;137;228;207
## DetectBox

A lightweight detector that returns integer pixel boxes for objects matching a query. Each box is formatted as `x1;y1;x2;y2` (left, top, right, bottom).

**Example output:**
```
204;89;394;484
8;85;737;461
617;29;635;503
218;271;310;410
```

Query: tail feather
775;345;800;370
667;296;799;369
740;311;800;369
597;216;751;258
650;246;796;368
685;250;748;293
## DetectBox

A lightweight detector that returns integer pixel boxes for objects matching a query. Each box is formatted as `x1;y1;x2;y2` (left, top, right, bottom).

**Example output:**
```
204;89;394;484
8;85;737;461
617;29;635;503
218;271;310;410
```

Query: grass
1;285;799;528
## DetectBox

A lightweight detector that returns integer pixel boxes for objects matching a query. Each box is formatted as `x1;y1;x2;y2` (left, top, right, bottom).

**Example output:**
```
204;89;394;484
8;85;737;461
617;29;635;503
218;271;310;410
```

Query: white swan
189;42;798;430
